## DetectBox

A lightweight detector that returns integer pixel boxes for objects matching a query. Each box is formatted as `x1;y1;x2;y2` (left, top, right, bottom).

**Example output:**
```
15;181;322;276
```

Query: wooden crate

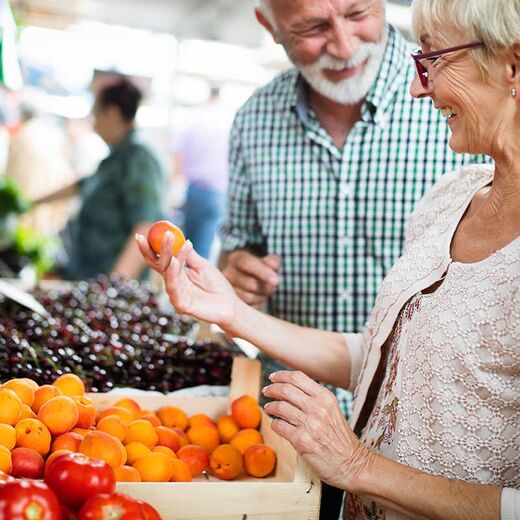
89;357;321;520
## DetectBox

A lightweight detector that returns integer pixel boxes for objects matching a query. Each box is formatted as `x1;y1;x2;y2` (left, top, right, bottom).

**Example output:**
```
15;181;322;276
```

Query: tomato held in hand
0;480;61;520
147;220;186;256
78;493;145;520
44;452;115;509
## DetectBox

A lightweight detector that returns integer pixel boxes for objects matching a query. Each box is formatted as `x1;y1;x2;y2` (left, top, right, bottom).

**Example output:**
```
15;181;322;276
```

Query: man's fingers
235;288;267;308
262;254;281;271
237;254;280;286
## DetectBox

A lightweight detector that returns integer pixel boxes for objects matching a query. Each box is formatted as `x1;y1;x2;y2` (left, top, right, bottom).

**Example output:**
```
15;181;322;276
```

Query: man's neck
307;86;363;149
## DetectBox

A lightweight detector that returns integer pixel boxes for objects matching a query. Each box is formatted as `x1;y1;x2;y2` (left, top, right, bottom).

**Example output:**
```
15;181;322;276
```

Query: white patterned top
344;164;520;519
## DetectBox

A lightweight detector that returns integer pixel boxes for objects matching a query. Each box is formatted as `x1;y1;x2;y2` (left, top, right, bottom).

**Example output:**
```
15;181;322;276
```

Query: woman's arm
354;452;500;520
263;371;501;520
135;234;354;388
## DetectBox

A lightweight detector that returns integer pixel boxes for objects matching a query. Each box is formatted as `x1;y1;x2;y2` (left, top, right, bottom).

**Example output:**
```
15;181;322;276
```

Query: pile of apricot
0;375;276;483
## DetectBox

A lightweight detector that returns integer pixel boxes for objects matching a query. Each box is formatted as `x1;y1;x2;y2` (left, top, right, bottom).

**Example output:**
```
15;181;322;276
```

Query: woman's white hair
411;0;520;76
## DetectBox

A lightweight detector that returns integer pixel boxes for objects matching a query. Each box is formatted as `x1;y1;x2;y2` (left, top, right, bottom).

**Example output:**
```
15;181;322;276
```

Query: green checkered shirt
220;26;487;409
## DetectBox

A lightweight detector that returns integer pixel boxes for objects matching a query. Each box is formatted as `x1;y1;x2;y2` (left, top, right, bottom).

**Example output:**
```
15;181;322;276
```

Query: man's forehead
269;0;377;17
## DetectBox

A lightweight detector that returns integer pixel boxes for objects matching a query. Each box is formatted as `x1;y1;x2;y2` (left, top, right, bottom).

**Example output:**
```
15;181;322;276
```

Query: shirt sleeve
219;113;265;252
121;146;166;228
501;488;520;520
342;332;365;392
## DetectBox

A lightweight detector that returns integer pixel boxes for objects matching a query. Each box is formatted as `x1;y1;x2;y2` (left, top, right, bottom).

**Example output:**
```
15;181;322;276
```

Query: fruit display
0;275;234;392
0;374;277;486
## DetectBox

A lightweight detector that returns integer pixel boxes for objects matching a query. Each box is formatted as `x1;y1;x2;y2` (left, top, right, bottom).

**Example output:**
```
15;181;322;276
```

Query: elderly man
218;1;486;517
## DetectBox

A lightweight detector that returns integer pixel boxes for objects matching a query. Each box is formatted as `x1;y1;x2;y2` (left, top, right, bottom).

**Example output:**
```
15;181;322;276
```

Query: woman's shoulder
406;163;494;246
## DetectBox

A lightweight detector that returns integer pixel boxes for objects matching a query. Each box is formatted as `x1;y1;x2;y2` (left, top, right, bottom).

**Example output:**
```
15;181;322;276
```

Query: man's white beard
297;29;388;105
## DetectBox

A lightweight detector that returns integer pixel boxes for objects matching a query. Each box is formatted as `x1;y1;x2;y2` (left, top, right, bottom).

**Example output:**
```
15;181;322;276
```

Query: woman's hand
263;371;371;491
136;232;242;329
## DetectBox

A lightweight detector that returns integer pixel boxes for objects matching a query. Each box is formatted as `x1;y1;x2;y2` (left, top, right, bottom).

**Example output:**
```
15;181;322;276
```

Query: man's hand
221;249;281;308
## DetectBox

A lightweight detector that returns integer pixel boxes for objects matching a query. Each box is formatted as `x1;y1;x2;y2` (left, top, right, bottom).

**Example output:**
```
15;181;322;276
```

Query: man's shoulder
235;68;298;118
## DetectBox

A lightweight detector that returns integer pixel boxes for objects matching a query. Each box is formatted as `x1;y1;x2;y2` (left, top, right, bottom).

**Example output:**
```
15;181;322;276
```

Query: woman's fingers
267;370;324;400
263;398;307;427
135;233;159;267
158;232;175;272
263;382;315;415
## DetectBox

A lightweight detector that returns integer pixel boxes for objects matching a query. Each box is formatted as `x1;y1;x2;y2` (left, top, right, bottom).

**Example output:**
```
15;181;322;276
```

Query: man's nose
326;20;357;61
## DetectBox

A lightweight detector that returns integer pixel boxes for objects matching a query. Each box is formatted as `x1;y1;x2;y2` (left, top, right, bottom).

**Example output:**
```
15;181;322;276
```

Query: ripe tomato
78;493;145;520
136;500;162;520
44;452;115;509
0;480;61;520
147;220;186;256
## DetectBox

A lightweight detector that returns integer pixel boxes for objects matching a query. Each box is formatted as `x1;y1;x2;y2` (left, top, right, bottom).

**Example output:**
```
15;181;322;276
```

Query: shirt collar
284;25;413;127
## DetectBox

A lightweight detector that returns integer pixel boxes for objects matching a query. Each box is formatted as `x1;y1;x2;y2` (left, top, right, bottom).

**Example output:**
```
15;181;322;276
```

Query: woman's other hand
263;370;371;491
136;232;242;329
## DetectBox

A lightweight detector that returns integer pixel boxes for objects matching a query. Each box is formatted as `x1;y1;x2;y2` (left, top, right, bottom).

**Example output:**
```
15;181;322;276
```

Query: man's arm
112;222;150;279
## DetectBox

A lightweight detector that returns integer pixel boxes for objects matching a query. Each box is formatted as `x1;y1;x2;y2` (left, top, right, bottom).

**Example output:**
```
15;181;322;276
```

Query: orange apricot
16;405;37;423
141;414;161;427
79;430;123;468
38;396;79;436
53;374;85;396
51;432;83;453
0;424;16;450
0;446;12;474
230;428;263;455
32;385;63;413
244;443;276;478
147;220;186;257
152;446;177;459
0;389;22;425
113;398;142;421
2;379;35;407
170;458;192;482
172;428;189;448
97;406;134;424
114;465;141;482
97;415;128;442
19;379;39;391
132;452;173;482
71;395;97;429
231;395;261;430
209;444;243;480
155;426;181;452
188;414;215;429
156;406;188;431
71;427;92;438
124;420;158;448
187;424;220;454
125;442;151;465
15;418;51;456
177;444;209;477
217;415;240;443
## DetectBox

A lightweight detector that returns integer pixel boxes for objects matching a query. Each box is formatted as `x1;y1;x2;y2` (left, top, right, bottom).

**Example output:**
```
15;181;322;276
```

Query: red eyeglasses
411;41;483;88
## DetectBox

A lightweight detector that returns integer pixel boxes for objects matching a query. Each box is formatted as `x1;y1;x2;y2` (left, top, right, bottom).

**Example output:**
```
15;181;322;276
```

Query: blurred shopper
171;86;233;260
6;102;76;237
37;78;166;280
218;1;487;516
137;0;520;514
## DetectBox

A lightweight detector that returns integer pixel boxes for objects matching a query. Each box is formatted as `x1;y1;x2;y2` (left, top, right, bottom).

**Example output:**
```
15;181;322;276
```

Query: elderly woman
137;0;520;518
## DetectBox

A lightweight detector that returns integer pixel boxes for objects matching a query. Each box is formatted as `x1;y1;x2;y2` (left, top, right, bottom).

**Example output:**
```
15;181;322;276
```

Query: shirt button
341;183;353;197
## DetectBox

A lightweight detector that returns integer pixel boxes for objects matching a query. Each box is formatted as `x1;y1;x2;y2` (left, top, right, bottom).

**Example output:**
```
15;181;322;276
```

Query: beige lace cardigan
344;164;520;514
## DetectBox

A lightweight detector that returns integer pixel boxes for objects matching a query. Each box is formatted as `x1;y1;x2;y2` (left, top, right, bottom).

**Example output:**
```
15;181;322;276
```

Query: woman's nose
410;74;431;99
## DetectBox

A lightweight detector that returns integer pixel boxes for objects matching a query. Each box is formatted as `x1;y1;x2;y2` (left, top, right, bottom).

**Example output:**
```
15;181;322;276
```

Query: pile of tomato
0;451;161;520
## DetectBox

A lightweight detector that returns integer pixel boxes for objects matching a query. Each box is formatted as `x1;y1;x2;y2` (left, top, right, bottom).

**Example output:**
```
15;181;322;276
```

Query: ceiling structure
11;0;412;47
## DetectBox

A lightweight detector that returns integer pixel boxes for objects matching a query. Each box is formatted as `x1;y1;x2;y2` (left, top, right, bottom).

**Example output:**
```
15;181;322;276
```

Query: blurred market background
0;0;413;282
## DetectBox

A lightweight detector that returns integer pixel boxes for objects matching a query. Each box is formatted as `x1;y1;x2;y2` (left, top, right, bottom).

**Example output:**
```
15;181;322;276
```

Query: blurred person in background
218;0;487;516
6;100;76;237
170;86;234;260
36;78;166;280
